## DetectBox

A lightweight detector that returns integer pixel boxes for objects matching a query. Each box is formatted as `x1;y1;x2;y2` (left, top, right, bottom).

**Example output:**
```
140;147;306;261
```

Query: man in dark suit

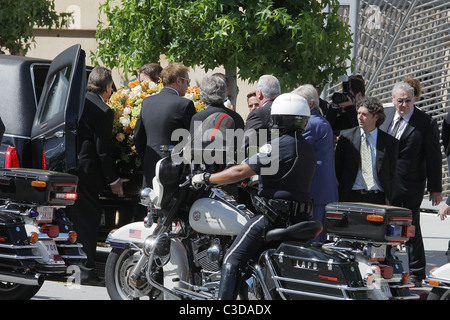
380;81;442;285
244;75;281;153
335;97;398;205
67;67;128;285
134;63;196;187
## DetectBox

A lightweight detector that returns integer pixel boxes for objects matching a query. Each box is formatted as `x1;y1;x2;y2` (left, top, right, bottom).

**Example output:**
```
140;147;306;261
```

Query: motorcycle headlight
143;233;171;266
140;188;153;206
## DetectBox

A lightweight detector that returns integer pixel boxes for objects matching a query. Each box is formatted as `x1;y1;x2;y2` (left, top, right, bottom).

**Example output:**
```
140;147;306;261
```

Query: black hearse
0;45;144;243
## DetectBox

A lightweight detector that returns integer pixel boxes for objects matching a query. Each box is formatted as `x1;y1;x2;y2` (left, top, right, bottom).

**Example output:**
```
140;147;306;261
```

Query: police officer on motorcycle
192;93;317;300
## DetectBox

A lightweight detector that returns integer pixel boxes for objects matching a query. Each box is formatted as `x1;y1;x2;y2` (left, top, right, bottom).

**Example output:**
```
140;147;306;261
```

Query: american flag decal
129;229;141;239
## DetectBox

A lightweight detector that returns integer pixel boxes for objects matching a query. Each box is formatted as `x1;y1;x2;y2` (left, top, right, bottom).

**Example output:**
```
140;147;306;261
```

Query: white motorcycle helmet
270;93;310;133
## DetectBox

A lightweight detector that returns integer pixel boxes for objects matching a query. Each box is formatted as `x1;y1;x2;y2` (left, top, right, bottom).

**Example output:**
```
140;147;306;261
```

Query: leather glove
191;173;210;189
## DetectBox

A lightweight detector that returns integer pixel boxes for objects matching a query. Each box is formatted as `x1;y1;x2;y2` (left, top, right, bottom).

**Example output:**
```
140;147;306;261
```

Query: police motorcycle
0;168;86;299
426;241;450;300
104;111;254;300
104;147;324;300
104;110;418;300
105;158;418;300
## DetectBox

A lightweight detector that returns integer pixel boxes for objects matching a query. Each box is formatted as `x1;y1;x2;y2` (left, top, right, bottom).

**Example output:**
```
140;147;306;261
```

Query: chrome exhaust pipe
0;271;44;286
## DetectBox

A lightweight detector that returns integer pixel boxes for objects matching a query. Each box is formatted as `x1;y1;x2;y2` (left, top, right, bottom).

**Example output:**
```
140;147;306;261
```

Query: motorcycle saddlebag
325;202;414;242
261;242;368;300
0;211;36;268
0;168;78;206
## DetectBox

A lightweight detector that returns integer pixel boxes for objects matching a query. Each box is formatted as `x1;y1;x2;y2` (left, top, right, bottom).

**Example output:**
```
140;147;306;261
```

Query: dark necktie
390;117;403;138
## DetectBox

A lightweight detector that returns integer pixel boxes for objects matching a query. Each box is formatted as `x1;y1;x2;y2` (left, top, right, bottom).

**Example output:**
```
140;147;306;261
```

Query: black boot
218;263;240;300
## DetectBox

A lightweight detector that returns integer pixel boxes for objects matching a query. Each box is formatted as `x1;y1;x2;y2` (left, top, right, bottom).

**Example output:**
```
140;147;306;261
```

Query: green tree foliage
92;0;353;95
0;0;71;55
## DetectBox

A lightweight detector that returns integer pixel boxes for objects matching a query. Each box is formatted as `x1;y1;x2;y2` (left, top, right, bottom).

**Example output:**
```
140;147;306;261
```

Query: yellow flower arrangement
185;85;206;113
107;79;205;170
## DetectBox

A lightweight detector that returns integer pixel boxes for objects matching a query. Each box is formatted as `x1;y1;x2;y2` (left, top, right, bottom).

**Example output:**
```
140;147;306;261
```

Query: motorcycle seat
264;220;323;243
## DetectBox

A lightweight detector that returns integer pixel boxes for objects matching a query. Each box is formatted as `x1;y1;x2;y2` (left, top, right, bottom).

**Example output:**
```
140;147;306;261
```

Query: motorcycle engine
191;236;224;272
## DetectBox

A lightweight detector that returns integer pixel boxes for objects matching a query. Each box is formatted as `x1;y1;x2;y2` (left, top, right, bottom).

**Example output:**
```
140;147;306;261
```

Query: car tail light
42;149;47;170
4;146;20;168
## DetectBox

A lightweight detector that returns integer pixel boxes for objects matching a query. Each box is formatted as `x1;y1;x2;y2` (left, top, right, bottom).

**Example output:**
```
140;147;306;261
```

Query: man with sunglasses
134;63;196;187
380;81;442;287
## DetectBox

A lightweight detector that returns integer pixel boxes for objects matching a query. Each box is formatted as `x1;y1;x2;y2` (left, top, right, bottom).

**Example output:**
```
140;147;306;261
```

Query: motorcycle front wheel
428;287;450;300
105;248;161;300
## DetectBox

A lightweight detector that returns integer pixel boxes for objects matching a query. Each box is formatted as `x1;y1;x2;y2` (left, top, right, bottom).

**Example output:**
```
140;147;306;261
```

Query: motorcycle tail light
389;216;413;222
402;225;415;238
40;224;59;238
379;265;393;279
326;212;344;220
54;192;77;200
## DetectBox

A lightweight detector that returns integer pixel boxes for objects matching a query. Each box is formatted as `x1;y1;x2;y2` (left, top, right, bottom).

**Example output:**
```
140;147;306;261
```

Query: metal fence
327;0;450;198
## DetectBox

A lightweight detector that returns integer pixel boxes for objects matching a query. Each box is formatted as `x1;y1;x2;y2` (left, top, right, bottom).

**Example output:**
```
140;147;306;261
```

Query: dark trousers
393;199;426;280
224;212;309;268
66;181;101;269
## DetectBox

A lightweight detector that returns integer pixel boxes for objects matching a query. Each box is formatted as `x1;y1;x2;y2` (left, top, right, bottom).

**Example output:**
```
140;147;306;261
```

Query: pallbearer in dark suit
134;63;196;187
335;97;398;205
244;75;281;152
67;67;128;285
379;81;442;285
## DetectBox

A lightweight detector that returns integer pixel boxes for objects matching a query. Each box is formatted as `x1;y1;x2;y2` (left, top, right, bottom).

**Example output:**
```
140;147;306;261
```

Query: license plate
44;241;58;254
371;244;386;260
36;206;53;223
42;240;64;264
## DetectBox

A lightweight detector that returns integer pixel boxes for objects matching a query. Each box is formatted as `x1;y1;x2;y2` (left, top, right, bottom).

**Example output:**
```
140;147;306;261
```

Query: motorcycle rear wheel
105;248;160;300
0;282;42;300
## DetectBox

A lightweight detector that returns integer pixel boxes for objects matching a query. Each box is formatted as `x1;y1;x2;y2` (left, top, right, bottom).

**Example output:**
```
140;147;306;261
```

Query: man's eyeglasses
180;77;191;84
396;99;412;104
